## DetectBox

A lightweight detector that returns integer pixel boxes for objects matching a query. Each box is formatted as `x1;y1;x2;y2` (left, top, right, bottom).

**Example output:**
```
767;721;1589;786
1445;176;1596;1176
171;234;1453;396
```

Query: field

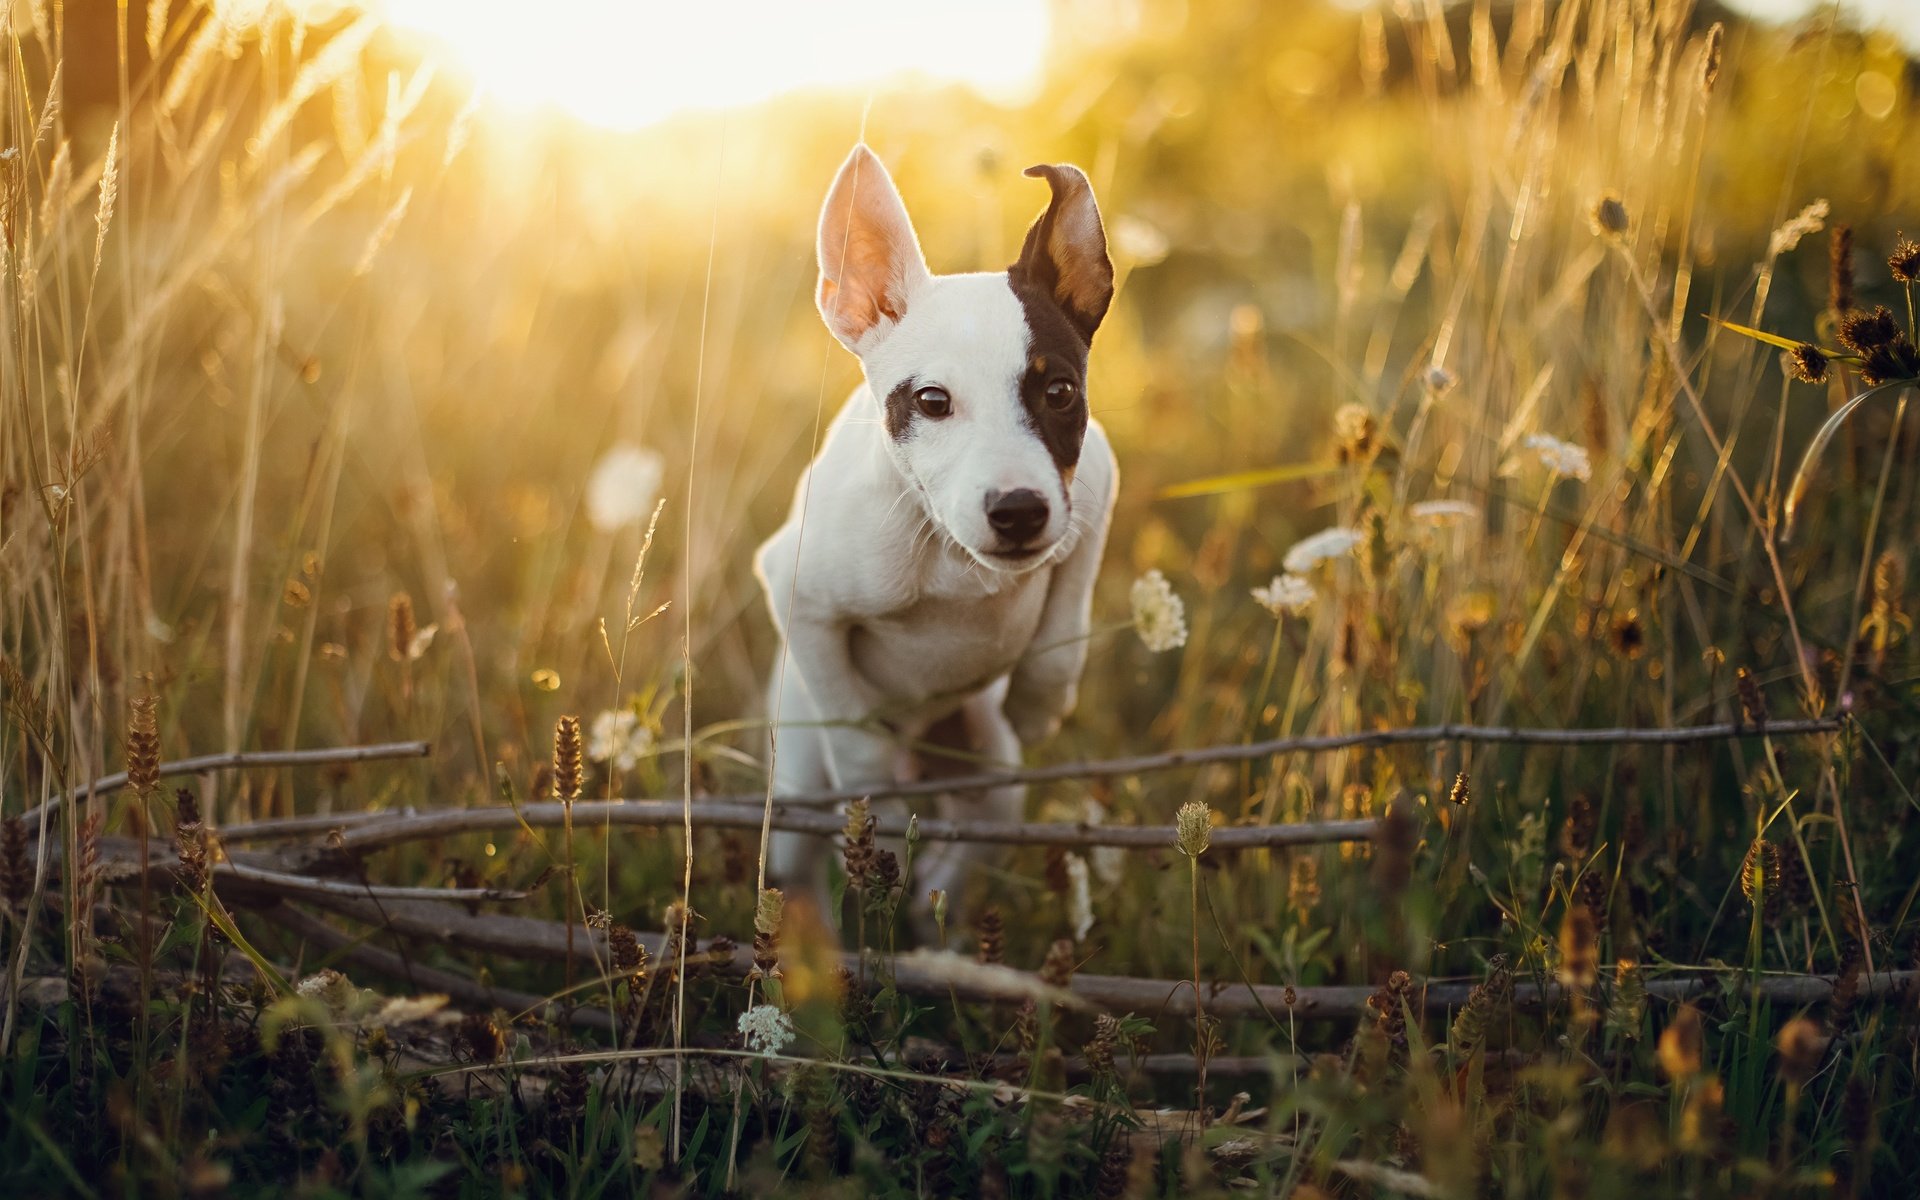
3;0;1920;1195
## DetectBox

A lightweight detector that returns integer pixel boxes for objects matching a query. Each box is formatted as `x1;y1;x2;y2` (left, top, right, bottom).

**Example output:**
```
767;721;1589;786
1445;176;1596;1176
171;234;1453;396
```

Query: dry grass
2;1;1919;1196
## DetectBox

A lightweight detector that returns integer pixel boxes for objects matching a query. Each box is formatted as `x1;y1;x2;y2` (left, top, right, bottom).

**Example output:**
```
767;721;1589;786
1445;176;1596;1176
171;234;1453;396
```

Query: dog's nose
985;489;1049;544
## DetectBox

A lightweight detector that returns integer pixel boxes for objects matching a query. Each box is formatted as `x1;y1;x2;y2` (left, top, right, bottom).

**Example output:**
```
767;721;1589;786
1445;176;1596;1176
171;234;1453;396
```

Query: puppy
755;144;1118;931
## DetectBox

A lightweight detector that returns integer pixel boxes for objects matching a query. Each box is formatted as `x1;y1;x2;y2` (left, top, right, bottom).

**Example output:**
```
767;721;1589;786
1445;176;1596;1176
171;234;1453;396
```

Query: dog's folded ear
1015;164;1114;344
816;144;931;352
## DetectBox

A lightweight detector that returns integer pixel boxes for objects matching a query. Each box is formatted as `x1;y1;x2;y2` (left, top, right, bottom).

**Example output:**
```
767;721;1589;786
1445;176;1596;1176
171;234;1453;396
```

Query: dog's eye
915;385;952;418
1044;379;1079;410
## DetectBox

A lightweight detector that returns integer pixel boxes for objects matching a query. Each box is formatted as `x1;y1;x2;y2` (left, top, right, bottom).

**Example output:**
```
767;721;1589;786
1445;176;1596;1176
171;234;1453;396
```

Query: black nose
985;489;1049;544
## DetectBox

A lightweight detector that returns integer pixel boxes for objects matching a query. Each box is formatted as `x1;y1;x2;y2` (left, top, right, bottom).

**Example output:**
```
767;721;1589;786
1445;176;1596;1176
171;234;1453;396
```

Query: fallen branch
269;905;611;1031
24;741;433;823
290;799;1374;858
72;838;527;906
281;893;1916;1022
219;719;1837;833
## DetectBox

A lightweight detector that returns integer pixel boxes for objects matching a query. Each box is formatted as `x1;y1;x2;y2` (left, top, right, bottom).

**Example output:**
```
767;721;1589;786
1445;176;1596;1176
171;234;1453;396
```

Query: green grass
2;1;1919;1196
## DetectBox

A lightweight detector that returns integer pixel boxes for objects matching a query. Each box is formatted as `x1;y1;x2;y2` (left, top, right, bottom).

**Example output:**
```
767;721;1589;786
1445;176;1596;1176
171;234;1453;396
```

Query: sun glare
372;0;1053;130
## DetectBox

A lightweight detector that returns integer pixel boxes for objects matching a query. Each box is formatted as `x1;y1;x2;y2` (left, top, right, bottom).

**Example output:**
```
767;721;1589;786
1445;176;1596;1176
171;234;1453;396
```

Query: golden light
372;0;1054;130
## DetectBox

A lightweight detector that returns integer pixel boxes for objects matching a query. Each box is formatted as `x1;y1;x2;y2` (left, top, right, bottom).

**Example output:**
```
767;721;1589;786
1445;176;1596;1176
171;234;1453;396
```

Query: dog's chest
848;563;1050;705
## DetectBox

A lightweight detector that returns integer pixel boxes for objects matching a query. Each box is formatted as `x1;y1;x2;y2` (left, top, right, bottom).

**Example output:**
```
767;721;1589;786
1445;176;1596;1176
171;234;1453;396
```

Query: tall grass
1;0;1917;1195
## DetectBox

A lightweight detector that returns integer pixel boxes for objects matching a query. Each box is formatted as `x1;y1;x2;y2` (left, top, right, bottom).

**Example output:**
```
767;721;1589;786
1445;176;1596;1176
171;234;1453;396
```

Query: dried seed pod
551;716;583;801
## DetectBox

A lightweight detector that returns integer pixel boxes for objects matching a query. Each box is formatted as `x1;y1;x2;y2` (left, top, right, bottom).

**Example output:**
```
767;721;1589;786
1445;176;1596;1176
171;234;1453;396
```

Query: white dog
755;145;1118;929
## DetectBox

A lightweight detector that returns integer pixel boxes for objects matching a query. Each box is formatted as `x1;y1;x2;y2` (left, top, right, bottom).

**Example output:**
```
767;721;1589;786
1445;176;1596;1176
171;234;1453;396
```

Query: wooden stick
293;799;1376;858
269;905;612;1031
218;719;1838;839
23;741;433;823
282;893;1916;1021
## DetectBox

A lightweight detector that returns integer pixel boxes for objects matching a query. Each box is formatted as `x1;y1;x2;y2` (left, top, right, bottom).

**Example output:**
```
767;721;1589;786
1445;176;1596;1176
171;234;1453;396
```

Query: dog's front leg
785;617;898;790
1003;430;1117;746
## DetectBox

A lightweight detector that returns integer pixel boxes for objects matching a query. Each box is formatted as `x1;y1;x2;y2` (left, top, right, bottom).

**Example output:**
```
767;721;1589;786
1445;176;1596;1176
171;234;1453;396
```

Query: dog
755;144;1118;932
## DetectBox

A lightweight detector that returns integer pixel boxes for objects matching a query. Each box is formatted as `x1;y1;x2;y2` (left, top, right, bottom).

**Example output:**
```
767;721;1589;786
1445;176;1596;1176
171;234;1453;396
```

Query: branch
288;799;1375;858
219;719;1839;838
279;893;1915;1021
268;905;612;1032
24;741;433;823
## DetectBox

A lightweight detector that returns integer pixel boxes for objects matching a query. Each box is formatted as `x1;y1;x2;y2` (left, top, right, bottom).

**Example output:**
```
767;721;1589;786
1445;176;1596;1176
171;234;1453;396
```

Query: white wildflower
1282;526;1362;574
1523;433;1592;481
585;443;665;533
1409;499;1481;525
736;1003;795;1055
1065;852;1094;942
1250;573;1316;617
1130;569;1188;653
588;709;653;772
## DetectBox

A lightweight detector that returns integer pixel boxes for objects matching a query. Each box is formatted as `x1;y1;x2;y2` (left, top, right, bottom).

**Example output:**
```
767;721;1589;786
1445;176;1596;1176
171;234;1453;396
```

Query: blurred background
11;0;1920;976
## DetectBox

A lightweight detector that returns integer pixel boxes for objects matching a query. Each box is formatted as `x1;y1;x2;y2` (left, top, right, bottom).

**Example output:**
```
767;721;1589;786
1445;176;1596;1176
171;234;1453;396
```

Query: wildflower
1590;192;1629;238
1129;569;1187;652
1786;344;1829;384
737;1004;795;1055
1410;499;1479;525
1890;235;1920;284
585;443;666;533
587;708;652;772
1282;526;1362;574
1250;573;1315;618
1523;433;1592;481
1064;852;1094;941
1174;801;1212;858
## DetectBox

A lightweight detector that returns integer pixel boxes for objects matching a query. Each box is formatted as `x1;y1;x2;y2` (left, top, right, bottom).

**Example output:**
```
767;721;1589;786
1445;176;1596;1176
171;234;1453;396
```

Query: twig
76;842;526;904
278;893;1916;1021
22;741;432;824
226;720;1836;836
287;800;1376;857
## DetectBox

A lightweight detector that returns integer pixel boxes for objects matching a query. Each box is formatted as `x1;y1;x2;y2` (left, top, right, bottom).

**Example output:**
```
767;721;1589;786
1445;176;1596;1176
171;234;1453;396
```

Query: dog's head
815;144;1114;572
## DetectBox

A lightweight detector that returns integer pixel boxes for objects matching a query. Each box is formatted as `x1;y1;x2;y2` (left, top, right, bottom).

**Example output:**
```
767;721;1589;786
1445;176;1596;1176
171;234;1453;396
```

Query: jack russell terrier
755;144;1119;932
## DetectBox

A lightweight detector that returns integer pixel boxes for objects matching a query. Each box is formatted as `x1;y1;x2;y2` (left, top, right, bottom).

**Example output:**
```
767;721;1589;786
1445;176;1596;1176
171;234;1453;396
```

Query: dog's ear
1014;163;1114;343
816;144;930;352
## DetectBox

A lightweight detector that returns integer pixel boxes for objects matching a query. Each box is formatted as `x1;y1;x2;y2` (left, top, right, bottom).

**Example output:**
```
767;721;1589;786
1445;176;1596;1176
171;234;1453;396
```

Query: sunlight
372;0;1053;130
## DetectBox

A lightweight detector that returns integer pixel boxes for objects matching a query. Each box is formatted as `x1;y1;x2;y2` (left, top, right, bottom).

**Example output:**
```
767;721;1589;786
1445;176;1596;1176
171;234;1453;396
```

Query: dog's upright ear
816;144;931;353
1014;164;1114;343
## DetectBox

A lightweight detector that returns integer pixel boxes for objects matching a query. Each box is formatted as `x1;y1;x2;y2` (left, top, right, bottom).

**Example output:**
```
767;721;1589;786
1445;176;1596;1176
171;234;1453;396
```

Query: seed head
387;592;416;663
1038;937;1076;988
1740;838;1782;919
1699;23;1724;94
1557;903;1599;989
1;816;27;913
1734;666;1768;729
551;715;583;801
1830;224;1856;317
1775;1016;1828;1087
1590;192;1630;238
1890;236;1920;284
972;905;1007;966
1447;771;1470;806
841;798;876;885
1174;801;1212;858
1787;343;1829;384
1838;305;1901;355
127;695;160;798
1657;1005;1705;1080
